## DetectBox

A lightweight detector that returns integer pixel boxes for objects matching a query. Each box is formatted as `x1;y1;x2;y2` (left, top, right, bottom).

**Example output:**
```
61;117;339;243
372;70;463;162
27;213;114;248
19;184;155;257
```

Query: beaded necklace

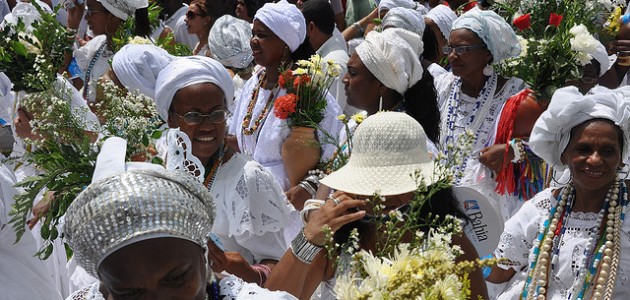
203;144;226;190
205;280;220;300
521;179;628;300
241;71;280;136
82;41;107;100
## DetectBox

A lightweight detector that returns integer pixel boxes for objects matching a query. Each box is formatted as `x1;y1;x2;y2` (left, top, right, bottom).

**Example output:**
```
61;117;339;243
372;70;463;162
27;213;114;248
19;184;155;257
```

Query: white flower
517;35;528;57
18;33;41;55
569;24;590;36
128;36;151;45
575;51;594;66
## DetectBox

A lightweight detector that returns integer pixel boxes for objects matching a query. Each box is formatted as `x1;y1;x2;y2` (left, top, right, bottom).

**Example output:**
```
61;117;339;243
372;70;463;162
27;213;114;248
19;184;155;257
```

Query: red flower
273;93;297;120
293;75;311;90
513;13;531;31
548;13;563;27
463;1;477;12
278;70;293;89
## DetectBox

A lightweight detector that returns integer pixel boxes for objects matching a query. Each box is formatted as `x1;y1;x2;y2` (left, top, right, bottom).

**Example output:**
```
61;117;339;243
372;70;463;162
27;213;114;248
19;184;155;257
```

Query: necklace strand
203;144;227;190
242;71;280;136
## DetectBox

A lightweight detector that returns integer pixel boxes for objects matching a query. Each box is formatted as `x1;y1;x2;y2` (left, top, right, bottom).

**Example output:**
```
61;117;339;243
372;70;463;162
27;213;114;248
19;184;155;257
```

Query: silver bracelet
291;229;323;264
298;181;317;198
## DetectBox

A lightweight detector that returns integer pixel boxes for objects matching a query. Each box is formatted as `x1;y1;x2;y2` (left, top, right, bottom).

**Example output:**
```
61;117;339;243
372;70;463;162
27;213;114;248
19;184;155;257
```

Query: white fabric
425;4;457;40
355;28;423;95
1;1;51;30
427;62;448;78
529;86;630;172
0;0;9;21
91;137;165;183
452;9;520;63
163;128;205;182
0;72;13;125
377;0;420;16
112;44;174;99
317;28;352;116
211;152;291;263
209;15;253;69
154;56;234;122
381;7;425;36
96;0;147;21
74;35;112;102
164;4;198;50
67;275;298;300
228;69;342;191
494;188;630;299
253;0;306;52
590;40;612;77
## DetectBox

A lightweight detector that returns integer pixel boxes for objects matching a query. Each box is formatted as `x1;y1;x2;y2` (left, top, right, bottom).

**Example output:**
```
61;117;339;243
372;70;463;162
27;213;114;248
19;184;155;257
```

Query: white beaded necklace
521;179;628;300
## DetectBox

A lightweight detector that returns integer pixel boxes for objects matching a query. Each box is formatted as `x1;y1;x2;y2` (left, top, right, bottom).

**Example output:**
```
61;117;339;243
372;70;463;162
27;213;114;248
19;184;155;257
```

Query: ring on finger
329;197;341;206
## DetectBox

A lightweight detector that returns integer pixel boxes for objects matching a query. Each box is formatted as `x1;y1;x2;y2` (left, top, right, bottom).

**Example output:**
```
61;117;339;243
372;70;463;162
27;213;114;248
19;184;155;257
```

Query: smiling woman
154;56;293;286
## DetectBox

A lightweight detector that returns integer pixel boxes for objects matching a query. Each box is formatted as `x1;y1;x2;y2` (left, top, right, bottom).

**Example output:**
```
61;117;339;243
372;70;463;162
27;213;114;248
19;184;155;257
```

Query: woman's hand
285;185;312;211
207;241;257;281
303;191;366;246
479;143;512;174
27;191;55;229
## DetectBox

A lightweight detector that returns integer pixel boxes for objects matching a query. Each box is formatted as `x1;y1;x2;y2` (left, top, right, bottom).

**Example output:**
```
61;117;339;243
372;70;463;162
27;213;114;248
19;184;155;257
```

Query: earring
378;94;383;111
483;64;494;76
551;169;572;186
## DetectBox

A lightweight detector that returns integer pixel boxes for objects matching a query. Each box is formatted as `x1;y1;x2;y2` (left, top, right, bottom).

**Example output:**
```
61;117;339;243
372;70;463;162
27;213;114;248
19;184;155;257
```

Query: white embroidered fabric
494;188;630;299
211;153;292;263
163;128;205;182
66;275;298;300
228;69;343;190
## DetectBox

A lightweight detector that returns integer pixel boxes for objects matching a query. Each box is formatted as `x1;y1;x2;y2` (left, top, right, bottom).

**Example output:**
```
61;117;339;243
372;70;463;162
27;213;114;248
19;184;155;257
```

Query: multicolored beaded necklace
521;179;627;300
203;144;226;190
241;71;280;136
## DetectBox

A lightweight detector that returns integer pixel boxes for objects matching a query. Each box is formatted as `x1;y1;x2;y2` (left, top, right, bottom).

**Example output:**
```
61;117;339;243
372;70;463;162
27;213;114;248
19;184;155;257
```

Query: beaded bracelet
291;229;323;264
509;138;526;163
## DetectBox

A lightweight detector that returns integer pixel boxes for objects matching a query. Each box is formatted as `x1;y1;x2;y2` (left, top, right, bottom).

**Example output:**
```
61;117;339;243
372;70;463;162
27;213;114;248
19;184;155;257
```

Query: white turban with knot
381;7;425;36
425;4;457;40
378;0;426;16
209;15;254;70
154;56;234;122
112;44;174;99
253;0;305;52
529;86;630;172
356;28;424;95
589;40;612;77
452;9;520;63
97;0;148;21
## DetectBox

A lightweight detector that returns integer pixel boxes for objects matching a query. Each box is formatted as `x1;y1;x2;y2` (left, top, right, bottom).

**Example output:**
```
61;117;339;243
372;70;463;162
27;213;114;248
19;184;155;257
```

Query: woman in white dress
487;86;630;299
434;9;526;219
64;167;297;300
154;55;292;286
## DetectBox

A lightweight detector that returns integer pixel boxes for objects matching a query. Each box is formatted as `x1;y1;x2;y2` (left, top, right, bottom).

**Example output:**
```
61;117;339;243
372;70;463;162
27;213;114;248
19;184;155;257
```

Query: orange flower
273;93;297;120
293;75;311;90
278;70;293;89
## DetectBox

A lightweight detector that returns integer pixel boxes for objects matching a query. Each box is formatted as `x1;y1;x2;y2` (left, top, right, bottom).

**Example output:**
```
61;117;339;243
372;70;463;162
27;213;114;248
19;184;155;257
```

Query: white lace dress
66;275;298;300
228;69;343;191
434;72;526;220
211;152;292;263
493;188;630;299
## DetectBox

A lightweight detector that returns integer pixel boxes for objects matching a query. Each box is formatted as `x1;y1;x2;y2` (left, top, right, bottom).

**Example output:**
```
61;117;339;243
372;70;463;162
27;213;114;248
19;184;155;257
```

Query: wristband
509;138;525;163
291;229;323;264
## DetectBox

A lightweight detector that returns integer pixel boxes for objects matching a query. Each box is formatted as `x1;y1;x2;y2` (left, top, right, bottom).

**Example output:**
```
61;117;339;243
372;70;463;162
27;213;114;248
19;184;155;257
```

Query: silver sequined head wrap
64;168;215;278
209;14;254;70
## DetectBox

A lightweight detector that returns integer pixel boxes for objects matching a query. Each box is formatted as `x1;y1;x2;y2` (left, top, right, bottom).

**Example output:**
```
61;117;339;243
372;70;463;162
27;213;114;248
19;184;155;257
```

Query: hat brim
320;161;436;196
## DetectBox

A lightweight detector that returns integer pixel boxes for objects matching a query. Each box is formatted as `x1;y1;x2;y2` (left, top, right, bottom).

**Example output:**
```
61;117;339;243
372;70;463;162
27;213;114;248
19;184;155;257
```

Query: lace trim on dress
164;128;205;182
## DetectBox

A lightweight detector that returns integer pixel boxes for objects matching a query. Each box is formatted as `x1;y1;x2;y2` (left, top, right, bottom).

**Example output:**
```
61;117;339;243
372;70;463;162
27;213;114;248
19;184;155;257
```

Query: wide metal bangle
291;229;323;264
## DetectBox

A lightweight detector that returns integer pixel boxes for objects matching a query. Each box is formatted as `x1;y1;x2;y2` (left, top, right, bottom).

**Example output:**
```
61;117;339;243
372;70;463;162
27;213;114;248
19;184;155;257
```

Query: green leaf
12;42;28;56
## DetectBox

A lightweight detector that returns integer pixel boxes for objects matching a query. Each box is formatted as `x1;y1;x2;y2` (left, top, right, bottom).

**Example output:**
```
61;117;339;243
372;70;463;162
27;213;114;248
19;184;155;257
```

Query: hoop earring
551;169;571;186
483;64;494;76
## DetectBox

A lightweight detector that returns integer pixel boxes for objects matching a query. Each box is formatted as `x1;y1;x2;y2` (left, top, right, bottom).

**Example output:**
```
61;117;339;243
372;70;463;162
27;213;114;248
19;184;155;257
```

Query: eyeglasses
186;10;204;19
174;110;227;125
86;8;109;16
442;44;486;55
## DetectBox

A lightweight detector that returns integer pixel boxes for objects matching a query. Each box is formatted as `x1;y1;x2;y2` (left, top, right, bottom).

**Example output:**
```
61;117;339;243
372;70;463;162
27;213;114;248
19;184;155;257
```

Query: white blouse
494;188;630;299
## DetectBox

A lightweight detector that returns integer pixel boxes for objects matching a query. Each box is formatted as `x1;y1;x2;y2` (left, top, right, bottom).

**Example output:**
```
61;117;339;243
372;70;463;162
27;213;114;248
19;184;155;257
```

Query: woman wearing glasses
154;56;292;286
434;10;525;218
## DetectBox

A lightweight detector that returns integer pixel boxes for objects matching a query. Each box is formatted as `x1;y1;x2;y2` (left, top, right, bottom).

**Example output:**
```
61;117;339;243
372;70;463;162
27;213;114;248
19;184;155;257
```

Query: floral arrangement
273;54;341;127
317;113;365;174
9;81;162;259
0;2;74;92
493;0;622;100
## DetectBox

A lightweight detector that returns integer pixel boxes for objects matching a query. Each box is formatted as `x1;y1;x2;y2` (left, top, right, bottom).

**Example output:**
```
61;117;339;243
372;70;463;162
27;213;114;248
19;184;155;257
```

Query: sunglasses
442;44;486;55
186;10;204;19
174;110;227;125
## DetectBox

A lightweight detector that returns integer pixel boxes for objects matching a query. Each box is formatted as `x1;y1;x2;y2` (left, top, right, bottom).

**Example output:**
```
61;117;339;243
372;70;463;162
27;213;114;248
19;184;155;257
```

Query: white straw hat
320;112;435;196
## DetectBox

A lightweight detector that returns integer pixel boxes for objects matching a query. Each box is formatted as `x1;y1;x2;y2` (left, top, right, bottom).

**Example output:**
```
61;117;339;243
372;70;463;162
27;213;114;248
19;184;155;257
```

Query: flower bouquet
273;54;341;186
9;80;162;259
493;0;620;100
0;1;74;92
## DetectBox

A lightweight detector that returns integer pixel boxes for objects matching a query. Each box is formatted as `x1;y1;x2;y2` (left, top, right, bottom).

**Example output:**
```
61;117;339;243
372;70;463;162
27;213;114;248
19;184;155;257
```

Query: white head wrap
452;9;520;63
209;15;254;69
96;0;148;21
588;40;611;77
378;0;423;16
381;7;425;36
0;73;13;126
253;0;306;52
425;4;457;40
154;56;234;122
1;1;51;31
112;44;174;99
355;28;424;95
529;86;630;172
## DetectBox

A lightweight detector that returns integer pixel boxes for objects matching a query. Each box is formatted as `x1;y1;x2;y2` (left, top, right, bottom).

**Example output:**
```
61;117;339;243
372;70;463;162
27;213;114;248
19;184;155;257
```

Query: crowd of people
2;0;630;299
